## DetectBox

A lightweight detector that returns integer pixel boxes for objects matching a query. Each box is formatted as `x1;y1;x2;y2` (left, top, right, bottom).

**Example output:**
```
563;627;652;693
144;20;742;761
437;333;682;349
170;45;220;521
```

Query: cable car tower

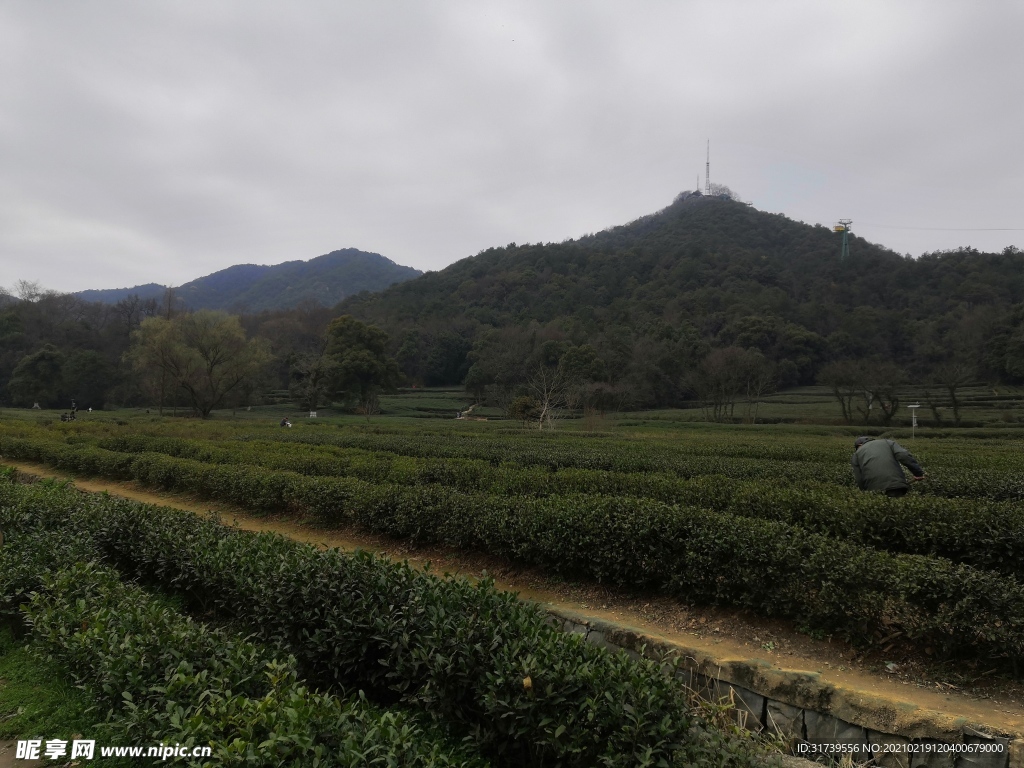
833;219;852;260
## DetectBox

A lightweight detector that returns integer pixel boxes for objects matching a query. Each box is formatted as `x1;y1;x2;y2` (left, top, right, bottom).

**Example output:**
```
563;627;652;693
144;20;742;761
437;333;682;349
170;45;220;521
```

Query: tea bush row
0;477;764;768
0;484;488;767
256;429;1024;500
21;562;488;767
4;446;1024;670
248;429;854;482
7;434;1024;580
20;415;1024;486
86;436;1024;572
42;426;1024;502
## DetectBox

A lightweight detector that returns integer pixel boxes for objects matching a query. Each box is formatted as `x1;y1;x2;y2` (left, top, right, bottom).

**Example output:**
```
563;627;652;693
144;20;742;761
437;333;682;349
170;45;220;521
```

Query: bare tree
114;294;159;336
740;351;777;423
526;363;570;429
854;389;876;425
818;360;867;424
708;183;742;201
932;360;974;426
687;347;748;422
12;280;44;302
865;362;906;426
821;360;905;426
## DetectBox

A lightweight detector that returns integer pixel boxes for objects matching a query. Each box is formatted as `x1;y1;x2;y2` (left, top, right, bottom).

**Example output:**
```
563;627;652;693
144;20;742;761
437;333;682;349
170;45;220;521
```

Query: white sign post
908;403;920;439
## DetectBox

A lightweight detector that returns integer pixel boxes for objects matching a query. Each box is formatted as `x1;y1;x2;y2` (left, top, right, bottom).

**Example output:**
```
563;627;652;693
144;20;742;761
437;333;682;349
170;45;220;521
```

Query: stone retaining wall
545;606;1021;768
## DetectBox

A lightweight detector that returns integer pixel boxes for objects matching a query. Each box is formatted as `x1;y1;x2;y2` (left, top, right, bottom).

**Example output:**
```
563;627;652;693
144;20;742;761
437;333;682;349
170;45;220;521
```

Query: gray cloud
1;1;1021;294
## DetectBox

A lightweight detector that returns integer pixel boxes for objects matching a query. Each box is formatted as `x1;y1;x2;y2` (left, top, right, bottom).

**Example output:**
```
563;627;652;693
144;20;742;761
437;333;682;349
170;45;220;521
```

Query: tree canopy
5;194;1024;419
322;315;399;416
337;195;1024;408
127;310;270;418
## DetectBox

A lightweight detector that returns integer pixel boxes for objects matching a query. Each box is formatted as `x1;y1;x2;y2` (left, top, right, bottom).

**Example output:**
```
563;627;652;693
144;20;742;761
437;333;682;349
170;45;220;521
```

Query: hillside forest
3;193;1024;423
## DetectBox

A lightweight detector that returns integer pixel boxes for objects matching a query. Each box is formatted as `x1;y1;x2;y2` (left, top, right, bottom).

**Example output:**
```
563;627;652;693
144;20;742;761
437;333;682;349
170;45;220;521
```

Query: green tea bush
0;478;766;768
28;432;1024;582
5;440;1024;667
23;563;488;767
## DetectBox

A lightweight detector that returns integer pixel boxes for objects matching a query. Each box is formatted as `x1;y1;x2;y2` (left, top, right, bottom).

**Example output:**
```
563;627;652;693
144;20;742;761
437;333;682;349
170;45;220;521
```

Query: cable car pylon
834;219;852;260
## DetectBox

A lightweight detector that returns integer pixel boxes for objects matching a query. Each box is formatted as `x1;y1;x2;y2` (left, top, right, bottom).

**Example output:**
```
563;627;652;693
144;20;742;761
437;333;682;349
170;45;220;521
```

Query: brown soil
5;459;1024;735
0;741;44;768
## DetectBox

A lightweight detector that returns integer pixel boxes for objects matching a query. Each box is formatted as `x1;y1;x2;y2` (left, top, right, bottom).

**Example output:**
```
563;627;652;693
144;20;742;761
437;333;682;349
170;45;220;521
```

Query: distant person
851;436;926;498
280;418;292;428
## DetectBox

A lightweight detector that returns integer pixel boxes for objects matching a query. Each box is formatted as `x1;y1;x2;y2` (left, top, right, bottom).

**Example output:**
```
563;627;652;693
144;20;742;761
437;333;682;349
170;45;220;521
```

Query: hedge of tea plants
4;433;1024;670
0;487;489;766
7;416;1024;497
0;474;765;768
89;436;1024;578
7;429;1024;581
25;563;486;767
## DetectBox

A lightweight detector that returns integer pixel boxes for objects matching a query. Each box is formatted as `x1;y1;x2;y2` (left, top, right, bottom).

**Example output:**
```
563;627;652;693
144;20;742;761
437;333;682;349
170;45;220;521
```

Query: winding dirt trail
5;459;1024;738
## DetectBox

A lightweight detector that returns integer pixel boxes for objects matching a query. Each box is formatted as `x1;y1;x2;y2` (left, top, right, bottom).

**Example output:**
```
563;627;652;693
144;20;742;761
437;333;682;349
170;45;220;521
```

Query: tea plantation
3;409;1024;763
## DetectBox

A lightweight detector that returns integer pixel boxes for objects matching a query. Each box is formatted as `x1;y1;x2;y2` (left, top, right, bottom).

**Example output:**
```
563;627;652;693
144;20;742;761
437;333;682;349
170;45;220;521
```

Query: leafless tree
821;360;905;426
740;351;777;423
526;363;570;429
687;347;749;422
865;362;906;426
114;295;159;336
708;183;742;201
932;360;974;426
12;280;44;302
819;360;868;424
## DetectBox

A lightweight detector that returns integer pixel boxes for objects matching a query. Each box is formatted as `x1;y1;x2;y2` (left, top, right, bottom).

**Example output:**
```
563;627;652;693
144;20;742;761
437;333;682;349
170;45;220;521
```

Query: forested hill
77;248;422;313
341;193;1024;395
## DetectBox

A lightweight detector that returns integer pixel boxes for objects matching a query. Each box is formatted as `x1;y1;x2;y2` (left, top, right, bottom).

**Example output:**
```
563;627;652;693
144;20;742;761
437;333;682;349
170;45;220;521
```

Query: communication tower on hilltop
704;140;711;196
834;219;853;260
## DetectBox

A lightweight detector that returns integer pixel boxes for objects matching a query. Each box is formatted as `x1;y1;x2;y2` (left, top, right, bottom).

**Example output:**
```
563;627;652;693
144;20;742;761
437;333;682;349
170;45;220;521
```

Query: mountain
76;249;422;313
339;192;1024;393
9;192;1024;411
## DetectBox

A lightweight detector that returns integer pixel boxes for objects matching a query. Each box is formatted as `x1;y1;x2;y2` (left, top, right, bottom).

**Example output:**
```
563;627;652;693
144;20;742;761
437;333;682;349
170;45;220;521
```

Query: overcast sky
2;2;1022;294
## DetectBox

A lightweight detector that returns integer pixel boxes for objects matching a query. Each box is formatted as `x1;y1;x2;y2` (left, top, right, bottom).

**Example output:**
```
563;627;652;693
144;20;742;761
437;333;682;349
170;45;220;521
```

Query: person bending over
851;436;926;498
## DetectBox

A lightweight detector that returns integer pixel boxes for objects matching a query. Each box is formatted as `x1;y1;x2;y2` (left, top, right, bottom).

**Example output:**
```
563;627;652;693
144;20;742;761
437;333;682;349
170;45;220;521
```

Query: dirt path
0;741;44;768
5;459;1024;736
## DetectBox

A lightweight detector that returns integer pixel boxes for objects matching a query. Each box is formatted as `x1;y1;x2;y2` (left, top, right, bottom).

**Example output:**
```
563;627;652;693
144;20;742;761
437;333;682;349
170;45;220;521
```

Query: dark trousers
884;488;909;498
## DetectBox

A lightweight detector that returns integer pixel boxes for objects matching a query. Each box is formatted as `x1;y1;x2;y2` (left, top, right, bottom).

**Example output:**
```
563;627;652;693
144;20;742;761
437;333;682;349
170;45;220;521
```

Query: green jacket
851;439;924;493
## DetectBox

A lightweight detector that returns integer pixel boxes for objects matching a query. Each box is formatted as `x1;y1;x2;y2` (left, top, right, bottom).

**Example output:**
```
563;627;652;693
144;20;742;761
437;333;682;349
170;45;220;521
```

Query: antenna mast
704;140;711;196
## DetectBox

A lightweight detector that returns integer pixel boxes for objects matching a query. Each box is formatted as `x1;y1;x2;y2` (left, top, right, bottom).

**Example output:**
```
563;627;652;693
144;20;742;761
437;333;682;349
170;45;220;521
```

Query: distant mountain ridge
76;248;422;312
